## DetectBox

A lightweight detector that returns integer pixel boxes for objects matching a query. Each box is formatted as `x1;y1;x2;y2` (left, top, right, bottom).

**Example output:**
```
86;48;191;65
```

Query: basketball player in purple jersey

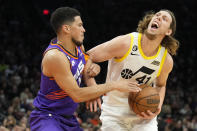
29;7;141;131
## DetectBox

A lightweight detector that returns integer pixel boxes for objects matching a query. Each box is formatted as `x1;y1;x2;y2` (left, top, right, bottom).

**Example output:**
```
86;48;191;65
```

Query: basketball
128;84;160;115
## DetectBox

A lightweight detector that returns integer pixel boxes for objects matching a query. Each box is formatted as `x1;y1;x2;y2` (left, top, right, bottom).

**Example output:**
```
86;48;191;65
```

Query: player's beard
72;38;83;46
144;29;157;40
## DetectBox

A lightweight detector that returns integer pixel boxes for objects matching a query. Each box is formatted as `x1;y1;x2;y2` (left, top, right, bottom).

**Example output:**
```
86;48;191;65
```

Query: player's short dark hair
50;7;81;34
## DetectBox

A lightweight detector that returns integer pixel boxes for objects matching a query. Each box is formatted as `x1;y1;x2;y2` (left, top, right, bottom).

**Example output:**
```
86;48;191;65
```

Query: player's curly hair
137;10;179;56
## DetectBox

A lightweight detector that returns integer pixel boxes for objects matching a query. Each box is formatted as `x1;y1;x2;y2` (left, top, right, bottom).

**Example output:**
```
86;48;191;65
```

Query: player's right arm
42;49;141;103
87;34;131;62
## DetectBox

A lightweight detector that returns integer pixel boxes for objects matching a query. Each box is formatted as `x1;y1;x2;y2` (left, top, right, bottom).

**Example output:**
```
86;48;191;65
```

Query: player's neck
57;35;76;56
141;34;163;57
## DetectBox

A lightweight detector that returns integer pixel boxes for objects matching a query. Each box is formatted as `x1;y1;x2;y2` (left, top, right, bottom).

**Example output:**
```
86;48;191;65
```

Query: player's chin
78;36;84;42
79;39;84;45
77;40;84;46
147;29;157;35
81;36;84;41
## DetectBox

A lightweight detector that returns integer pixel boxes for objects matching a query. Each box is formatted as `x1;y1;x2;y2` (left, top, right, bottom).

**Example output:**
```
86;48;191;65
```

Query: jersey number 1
121;66;155;84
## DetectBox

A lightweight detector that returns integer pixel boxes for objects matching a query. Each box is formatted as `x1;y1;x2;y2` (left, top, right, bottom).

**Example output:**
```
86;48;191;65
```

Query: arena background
0;0;196;130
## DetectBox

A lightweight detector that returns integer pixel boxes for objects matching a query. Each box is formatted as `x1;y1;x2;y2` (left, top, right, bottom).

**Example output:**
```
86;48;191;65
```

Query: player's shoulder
116;32;136;39
114;32;135;47
42;49;71;77
117;32;138;41
45;49;64;59
43;49;67;65
163;52;174;73
165;52;173;65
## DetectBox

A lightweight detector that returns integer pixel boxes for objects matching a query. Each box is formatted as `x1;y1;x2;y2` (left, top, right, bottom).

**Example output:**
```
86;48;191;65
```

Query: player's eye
163;16;168;22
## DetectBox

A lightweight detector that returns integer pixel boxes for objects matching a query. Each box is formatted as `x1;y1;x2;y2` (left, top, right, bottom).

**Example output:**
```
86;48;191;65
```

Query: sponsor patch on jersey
151;60;160;66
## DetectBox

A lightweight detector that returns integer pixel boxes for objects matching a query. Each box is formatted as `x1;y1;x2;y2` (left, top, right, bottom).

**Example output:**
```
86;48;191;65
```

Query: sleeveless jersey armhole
157;49;168;77
114;33;134;62
80;46;89;62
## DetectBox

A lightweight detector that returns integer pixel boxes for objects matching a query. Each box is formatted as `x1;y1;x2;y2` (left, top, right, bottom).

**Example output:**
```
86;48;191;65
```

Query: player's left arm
139;53;173;119
156;53;173;110
81;45;100;78
81;45;102;112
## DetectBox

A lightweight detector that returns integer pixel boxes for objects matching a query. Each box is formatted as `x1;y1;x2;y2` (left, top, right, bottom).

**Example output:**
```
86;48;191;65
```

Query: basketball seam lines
131;86;158;114
136;94;159;113
134;102;158;107
131;85;148;110
136;94;159;103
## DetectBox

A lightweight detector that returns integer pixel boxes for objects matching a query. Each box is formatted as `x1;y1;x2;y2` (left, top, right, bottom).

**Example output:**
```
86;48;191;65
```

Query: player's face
147;11;172;36
70;16;85;46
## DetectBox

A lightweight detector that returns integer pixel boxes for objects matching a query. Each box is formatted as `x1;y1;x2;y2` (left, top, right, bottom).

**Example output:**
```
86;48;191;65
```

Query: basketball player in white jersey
87;10;179;131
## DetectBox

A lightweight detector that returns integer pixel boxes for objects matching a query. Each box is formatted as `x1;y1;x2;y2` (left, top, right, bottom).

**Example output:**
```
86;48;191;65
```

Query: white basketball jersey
103;32;167;107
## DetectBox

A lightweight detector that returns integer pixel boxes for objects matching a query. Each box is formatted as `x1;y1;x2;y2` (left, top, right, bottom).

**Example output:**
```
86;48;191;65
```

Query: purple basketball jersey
33;38;88;116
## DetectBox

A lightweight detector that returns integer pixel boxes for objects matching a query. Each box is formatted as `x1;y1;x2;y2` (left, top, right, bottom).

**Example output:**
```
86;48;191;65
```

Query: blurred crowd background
0;0;197;131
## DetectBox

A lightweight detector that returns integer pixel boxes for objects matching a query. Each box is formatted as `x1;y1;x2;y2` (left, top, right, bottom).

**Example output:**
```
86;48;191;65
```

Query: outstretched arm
42;49;141;103
87;34;131;62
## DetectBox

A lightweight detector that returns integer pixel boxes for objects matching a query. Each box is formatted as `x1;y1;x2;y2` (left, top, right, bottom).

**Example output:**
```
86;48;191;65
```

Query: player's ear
62;25;71;33
165;28;172;36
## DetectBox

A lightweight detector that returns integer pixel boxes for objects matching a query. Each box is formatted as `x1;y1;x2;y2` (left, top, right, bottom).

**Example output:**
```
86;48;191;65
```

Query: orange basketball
128;84;160;115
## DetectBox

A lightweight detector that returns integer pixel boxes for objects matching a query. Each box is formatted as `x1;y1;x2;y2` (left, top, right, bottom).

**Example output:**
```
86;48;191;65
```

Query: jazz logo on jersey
121;66;155;84
74;60;84;85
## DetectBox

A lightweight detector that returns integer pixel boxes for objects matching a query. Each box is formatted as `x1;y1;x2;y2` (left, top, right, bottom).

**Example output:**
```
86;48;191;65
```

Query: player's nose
82;26;85;32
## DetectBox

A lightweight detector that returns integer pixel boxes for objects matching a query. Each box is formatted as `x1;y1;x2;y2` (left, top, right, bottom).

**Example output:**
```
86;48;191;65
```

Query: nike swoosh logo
130;52;139;56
